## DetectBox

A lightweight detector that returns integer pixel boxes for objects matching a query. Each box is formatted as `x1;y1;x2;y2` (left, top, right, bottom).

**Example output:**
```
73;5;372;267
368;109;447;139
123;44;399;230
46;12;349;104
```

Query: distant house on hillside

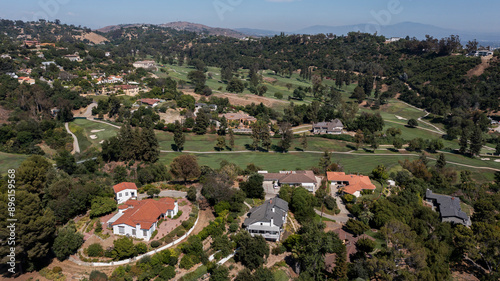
243;196;288;241
63;54;82;62
425;189;471;226
469;50;494;57
115;84;140;96
137;98;161;108
113;182;138;204
327;172;376;198
133;60;156;70
220;111;257;129
17;77;35;85
109;197;179;241
260;170;320;193
312;119;344;135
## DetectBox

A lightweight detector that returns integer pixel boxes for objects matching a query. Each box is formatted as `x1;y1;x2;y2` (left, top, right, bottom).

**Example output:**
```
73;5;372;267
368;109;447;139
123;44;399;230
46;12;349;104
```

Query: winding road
65;122;80;154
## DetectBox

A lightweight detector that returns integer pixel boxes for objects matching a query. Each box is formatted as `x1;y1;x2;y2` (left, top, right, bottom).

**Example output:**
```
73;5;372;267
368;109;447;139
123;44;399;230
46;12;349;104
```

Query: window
118;193;122;197
132;229;136;236
118;226;125;234
125;192;129;196
143;230;147;237
131;192;135;196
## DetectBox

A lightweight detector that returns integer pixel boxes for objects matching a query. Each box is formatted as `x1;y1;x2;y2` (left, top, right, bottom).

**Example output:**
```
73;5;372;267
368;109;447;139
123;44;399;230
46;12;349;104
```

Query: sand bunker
395;115;407;121
481;158;490;161
90;135;97;139
91;129;105;133
495;159;500;163
99;140;104;144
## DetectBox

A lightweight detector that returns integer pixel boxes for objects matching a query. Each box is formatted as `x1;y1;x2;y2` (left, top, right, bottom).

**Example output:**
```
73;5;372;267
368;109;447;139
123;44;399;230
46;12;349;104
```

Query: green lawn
364;229;385;251
69;119;119;151
0;152;29;175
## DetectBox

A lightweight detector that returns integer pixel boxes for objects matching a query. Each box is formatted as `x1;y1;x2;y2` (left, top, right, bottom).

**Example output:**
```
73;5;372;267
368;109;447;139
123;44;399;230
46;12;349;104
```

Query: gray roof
262;170;317;184
425;189;469;222
313;119;344;131
243;197;289;228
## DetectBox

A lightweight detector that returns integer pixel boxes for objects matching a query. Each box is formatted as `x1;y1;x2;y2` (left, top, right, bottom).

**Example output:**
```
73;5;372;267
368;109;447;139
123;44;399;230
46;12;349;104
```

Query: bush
324;196;337;210
182;220;190;229
173;210;183;219
52;266;62;274
135;242;148;255
151;240;161;248
229;222;239;233
177;229;186;237
272;244;286;255
95;222;103;233
89;270;108;281
180;255;196;269
87;243;104;257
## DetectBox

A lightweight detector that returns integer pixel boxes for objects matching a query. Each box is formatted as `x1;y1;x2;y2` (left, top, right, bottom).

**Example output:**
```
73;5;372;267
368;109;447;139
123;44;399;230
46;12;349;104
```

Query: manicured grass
179;265;207;281
0;152;29;175
273;269;290;281
69;119;119;151
364;229;385;251
157;131;351;153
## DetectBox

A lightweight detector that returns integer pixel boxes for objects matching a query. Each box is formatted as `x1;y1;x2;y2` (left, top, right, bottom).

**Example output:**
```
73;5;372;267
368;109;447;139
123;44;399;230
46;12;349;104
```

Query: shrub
52;266;62;274
324;196;337;210
229;222;239;233
87;243;104;257
95;222;103;233
177;230;186;237
134;242;148;255
151;240;161;248
173;210;183;219
89;270;108;281
180;255;196;269
182;220;190;229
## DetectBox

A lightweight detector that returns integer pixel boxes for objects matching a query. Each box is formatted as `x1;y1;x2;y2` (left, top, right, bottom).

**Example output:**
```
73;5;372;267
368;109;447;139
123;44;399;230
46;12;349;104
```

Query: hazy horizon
1;0;499;34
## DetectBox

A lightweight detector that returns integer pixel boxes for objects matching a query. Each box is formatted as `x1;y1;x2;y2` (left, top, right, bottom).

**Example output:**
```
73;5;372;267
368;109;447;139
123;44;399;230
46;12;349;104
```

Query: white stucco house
260;170;320;193
109;197;179;241
113;182;138;204
243;197;289;241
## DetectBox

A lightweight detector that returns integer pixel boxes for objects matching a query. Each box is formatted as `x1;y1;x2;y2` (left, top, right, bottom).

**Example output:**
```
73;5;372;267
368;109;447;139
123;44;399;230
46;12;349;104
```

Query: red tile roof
113;182;138;193
113;198;176;229
138;98;161;106
327;172;376;195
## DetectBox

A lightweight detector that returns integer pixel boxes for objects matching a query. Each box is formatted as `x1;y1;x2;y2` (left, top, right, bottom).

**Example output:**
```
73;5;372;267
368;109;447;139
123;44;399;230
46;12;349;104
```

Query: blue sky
0;0;499;33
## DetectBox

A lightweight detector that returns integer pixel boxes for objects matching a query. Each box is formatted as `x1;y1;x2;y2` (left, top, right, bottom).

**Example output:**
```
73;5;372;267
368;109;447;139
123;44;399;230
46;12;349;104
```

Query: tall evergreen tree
278;122;293;152
469;126;483;156
300;133;308;151
319;151;332;173
216;136;226;151
173;120;185;151
436;153;446;170
459;129;469;155
140;126;160;163
260;123;272;151
228;129;235;150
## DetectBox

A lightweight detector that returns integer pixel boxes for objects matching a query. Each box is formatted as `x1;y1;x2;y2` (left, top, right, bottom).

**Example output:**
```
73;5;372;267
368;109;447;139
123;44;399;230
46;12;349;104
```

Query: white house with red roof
109;198;179;240
113;182;138;204
327;172;376;197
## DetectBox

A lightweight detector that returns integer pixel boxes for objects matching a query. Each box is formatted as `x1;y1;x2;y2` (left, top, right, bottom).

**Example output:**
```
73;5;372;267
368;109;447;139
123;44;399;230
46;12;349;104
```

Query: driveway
315;183;352;223
263;181;279;200
138;190;187;200
65;122;80;154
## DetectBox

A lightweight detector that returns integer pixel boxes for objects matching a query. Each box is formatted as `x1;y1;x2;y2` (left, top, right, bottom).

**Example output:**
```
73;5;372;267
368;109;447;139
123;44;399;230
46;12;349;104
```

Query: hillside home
220;112;257;129
113;182;138;204
63;54;82;62
17;77;35;85
425;189;471;226
109;198;179;241
260;170;319;193
243;197;288;241
133;60;156;69
137;98;162;108
312;119;344;135
115;85;140;96
327;172;376;198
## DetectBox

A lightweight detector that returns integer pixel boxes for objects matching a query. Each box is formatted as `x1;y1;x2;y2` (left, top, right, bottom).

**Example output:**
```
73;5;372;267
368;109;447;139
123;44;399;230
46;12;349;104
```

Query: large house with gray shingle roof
243;197;289;241
425;189;471;226
312;119;344;135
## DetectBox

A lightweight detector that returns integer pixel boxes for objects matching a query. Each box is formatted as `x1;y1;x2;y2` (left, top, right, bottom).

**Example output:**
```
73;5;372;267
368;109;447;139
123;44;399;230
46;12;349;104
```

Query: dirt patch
467;55;495;77
182;89;288;108
159;108;183;123
381;84;389;93
0;105;12;124
262;76;277;83
451;271;480;281
74;32;109;44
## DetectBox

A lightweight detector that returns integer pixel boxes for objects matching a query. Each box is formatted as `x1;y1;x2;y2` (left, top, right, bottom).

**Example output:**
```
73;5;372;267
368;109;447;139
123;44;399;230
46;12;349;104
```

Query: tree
354;130;364;150
226;78;245;93
141;126;160;163
87;243;104;257
393;137;404;150
215;136;226;151
459;129;469;155
112;237;135;260
427;138;444;153
173;120;185;151
52;223;84;261
228;129;235;150
218;116;228;136
407;118;418;128
356;238;376;254
90;197;117;218
469;126;483;156
291;187;316;223
17;155;51;193
351;85;366;103
187;70;207;94
187;186;197;201
371;165;389;182
300;133;308;151
234;231;269;270
240;174;264;199
55;150;77;175
147;187;161;198
436;153;446;170
260;123;272;151
170;155;201;182
345;218;369;236
319;151;331;173
193;112;210;135
113;166;128;183
278;122;293;152
0;190;56;271
210;266;229;281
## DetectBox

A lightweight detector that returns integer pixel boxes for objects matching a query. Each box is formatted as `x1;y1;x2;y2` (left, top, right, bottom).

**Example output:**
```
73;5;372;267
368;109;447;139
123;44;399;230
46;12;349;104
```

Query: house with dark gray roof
425;189;471;226
312;119;344;135
243;197;289;241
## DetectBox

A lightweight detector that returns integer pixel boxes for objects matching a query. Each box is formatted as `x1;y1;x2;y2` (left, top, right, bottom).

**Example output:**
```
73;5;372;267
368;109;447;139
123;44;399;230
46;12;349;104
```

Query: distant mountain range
97;21;500;45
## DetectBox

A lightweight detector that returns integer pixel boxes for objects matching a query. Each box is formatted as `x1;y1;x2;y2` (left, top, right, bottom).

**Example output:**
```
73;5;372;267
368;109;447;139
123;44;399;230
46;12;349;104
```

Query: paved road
76;102;97;118
137;190;187;200
65;122;80;154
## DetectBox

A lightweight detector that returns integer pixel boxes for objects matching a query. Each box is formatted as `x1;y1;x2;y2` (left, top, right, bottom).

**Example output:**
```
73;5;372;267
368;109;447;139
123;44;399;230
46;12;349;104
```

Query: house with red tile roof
327;172;376;198
110;197;178;241
137;98;161;108
113;182;138;204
